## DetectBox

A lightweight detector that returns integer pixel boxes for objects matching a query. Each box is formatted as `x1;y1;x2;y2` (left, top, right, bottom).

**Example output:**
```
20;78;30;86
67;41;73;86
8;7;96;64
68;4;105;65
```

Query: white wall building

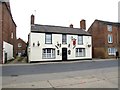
3;41;13;63
28;15;92;62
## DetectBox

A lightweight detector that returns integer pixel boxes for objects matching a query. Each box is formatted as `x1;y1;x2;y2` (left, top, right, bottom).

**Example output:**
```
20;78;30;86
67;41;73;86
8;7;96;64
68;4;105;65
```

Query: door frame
62;48;67;61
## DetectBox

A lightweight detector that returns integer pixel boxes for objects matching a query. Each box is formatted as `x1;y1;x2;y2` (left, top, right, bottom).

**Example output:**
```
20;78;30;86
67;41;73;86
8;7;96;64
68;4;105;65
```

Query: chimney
70;24;73;28
80;19;86;30
31;14;35;25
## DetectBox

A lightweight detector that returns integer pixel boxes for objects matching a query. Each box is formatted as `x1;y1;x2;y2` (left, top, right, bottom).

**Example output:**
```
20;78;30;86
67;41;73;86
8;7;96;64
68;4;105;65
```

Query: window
78;36;83;45
45;34;52;44
76;48;85;57
107;25;112;32
108;34;113;43
108;48;116;55
62;34;67;44
18;43;22;48
11;32;13;39
42;48;55;59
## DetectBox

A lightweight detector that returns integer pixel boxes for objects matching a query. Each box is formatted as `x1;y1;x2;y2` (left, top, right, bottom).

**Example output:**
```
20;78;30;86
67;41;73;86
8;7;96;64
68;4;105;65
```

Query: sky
9;0;120;42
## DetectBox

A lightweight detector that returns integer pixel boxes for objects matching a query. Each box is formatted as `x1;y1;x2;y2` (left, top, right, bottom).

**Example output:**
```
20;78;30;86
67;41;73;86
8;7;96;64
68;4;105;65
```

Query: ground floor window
108;48;117;55
76;48;85;57
42;48;55;59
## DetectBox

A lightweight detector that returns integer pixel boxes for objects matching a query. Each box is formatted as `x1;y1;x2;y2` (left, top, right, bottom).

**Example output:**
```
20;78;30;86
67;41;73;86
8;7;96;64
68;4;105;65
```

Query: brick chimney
31;14;35;25
70;24;73;28
80;19;86;30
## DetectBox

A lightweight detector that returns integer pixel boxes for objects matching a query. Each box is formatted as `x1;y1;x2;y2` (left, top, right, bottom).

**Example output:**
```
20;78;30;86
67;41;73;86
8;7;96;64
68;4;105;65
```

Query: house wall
28;32;92;62
16;38;26;56
2;2;16;62
3;41;13;63
88;20;119;59
0;2;3;63
118;26;120;57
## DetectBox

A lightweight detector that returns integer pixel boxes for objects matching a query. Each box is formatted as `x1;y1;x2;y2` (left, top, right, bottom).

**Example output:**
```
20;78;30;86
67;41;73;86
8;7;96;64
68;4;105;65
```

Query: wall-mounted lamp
88;44;91;47
37;41;40;46
33;43;35;47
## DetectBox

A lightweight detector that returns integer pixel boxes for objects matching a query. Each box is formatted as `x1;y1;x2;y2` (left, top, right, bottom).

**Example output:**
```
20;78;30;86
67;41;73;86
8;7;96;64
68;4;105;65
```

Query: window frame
78;35;83;45
45;33;52;44
108;34;113;43
42;48;56;59
107;25;112;32
18;43;22;48
62;34;67;44
76;48;85;57
108;48;116;55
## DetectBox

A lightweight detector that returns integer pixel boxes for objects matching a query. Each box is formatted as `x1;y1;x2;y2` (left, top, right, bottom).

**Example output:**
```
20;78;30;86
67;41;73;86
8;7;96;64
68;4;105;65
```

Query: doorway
62;48;67;61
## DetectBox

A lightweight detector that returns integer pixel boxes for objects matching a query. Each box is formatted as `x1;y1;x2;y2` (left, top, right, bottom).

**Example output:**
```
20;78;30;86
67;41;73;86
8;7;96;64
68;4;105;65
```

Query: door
62;48;67;61
5;53;7;63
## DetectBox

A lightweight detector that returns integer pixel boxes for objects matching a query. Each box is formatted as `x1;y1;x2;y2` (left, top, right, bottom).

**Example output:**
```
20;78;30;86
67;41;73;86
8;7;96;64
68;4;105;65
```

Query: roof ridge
34;24;82;30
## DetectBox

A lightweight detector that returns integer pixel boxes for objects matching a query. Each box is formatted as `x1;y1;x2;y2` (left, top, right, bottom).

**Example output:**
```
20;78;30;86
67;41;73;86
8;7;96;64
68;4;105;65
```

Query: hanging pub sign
73;39;76;46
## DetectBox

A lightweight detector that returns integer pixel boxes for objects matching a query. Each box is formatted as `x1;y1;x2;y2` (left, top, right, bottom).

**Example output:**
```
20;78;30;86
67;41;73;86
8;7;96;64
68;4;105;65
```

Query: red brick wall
88;20;119;58
16;38;26;56
118;25;120;55
1;2;16;61
0;2;3;63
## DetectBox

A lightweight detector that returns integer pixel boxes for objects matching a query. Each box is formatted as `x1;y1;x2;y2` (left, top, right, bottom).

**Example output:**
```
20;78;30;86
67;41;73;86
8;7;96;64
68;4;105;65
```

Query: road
2;59;119;88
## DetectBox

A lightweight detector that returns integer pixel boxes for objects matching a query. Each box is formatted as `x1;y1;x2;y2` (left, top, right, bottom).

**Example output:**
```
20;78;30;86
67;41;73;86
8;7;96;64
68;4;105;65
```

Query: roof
17;38;26;44
31;24;91;36
95;19;120;26
88;19;120;32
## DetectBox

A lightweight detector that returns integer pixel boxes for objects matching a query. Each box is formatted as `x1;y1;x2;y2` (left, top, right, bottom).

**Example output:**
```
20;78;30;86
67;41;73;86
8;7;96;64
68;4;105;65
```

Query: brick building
16;38;27;57
0;0;17;63
88;19;120;59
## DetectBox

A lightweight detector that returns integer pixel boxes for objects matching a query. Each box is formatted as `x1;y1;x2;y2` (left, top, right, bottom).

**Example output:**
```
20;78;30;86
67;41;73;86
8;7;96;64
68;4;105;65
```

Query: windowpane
107;25;112;32
76;48;85;57
45;34;52;44
78;36;83;45
108;48;116;55
18;43;22;48
62;34;67;44
42;48;55;59
108;34;113;43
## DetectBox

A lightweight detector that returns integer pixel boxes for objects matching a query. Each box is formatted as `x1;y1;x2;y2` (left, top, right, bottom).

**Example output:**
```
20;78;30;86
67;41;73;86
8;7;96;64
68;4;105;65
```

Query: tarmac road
2;59;119;88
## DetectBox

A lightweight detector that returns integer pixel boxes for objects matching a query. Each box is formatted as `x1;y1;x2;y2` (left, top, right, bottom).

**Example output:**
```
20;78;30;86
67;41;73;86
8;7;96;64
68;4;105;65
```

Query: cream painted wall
3;41;13;63
28;32;92;62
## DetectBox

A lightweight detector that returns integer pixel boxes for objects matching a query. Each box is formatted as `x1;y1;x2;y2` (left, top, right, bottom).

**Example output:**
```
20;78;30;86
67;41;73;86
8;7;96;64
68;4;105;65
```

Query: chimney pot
70;24;73;28
31;14;35;25
80;19;86;30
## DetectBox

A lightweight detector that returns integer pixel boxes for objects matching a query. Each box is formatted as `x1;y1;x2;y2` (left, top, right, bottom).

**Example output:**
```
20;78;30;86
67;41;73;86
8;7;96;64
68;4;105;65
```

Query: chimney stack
70;24;73;28
31;14;35;25
80;19;86;30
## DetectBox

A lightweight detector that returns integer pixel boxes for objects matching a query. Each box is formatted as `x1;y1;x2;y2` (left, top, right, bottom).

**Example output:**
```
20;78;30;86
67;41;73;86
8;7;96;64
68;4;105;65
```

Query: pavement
3;57;117;66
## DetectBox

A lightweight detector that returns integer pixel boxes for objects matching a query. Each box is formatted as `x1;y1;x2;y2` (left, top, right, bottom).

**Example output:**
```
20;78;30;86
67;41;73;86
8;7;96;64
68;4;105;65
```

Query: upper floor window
11;32;13;39
62;34;67;44
107;25;112;32
18;43;22;48
78;36;83;45
108;34;113;43
45;33;52;44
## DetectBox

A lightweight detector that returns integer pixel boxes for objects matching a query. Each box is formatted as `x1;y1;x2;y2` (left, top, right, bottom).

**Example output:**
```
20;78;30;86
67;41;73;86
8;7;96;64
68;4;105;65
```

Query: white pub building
28;15;92;62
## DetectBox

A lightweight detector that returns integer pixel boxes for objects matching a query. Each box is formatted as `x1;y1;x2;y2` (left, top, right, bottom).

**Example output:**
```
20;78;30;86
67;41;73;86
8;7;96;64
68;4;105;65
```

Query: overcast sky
9;0;119;42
